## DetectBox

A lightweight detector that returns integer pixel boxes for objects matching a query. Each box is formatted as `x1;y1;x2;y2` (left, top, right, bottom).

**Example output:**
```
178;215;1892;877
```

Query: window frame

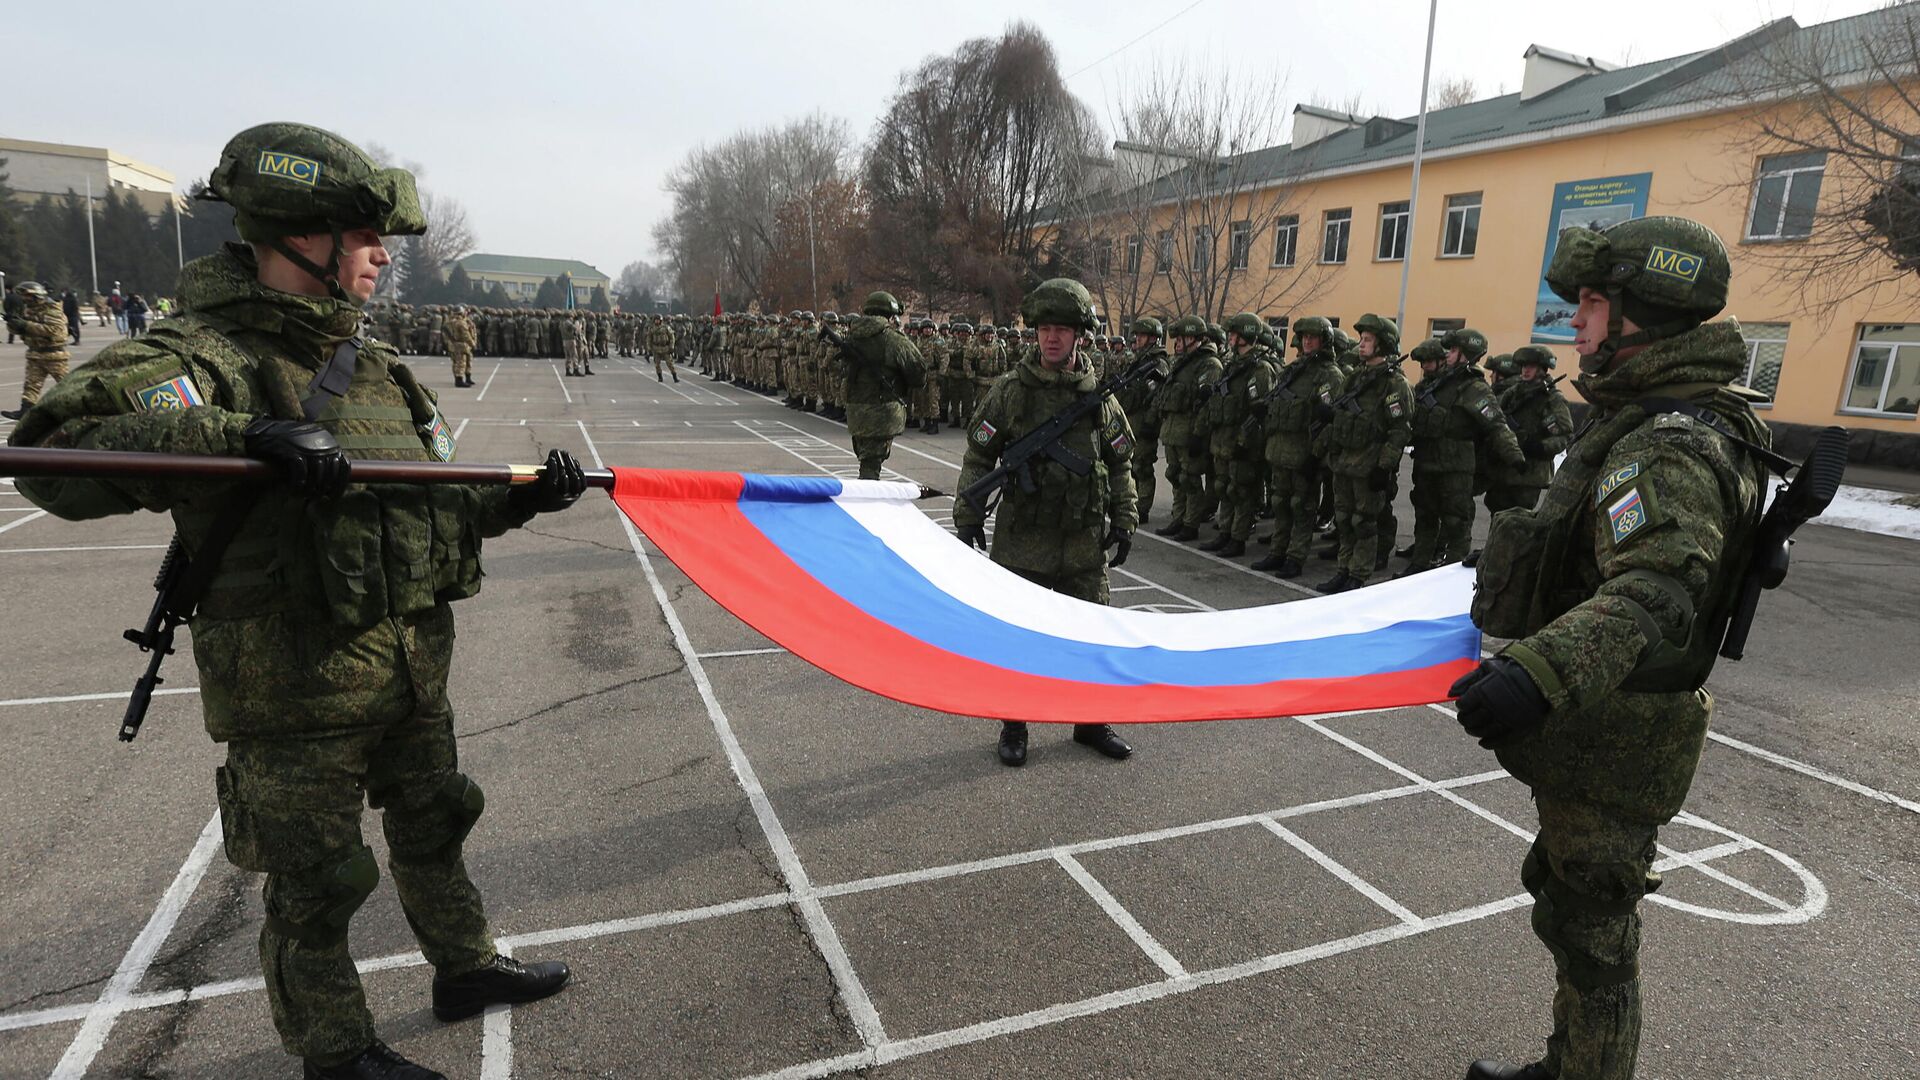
1840;323;1920;418
1191;226;1213;272
1228;220;1252;271
1745;151;1827;242
1376;200;1410;262
1440;192;1481;258
1428;317;1465;338
1155;230;1174;274
1125;235;1143;275
1271;215;1299;267
1321;208;1352;265
1737;321;1789;409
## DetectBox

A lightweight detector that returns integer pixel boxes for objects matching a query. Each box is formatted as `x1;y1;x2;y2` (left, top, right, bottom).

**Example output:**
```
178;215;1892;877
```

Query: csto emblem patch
1607;487;1648;544
128;373;206;413
257;150;321;187
973;420;997;445
420;413;456;462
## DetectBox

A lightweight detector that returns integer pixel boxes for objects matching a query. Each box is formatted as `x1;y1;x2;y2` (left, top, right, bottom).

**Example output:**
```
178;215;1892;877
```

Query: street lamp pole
1396;0;1439;335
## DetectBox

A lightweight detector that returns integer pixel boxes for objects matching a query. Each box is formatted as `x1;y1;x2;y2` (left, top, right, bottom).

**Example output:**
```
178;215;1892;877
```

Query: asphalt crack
603;754;711;797
120;867;250;1076
0;971;110;1013
521;524;633;556
457;665;685;740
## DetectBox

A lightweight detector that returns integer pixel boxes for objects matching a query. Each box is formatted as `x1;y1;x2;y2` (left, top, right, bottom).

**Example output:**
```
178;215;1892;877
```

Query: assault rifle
958;353;1165;518
1719;425;1849;660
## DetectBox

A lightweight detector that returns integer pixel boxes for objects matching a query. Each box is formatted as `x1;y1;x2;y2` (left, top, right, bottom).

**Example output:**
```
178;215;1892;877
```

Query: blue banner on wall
1532;173;1652;345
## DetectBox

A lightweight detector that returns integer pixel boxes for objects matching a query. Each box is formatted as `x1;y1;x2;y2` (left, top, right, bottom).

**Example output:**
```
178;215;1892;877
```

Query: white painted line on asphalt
551;364;573;404
1257;817;1423;927
1707;730;1920;816
0;687;198;708
453;417;471;440
593;439;770;446
475;362;502;401
48;812;223;1079
1055;852;1187;979
1304;713;1536;844
0;544;168;554
575;418;888;1049
0;506;43;512
501;891;793;952
1109;584;1157;592
478;943;513;1080
0;510;47;534
694;647;789;660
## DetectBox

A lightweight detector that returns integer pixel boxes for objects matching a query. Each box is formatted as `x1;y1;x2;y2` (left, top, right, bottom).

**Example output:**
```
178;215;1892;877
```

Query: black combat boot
1314;570;1354;594
924;419;940;435
304;1041;444;1080
1250;553;1288;572
997;721;1028;767
431;954;571;1022
1395;542;1416;558
584;363;594;375
2;400;28;420
1154;520;1186;537
670;370;678;382
1274;556;1304;579
1219;539;1247;557
1464;1062;1553;1080
1374;550;1389;571
1170;524;1200;541
1198;532;1231;552
1396;561;1435;579
1072;723;1133;760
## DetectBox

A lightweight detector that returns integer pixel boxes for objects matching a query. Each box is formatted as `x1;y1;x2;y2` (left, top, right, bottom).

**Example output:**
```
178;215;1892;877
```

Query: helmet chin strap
268;225;354;304
1579;282;1702;374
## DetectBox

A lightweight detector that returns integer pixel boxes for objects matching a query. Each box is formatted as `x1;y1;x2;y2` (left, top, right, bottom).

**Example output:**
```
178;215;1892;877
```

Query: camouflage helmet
950;321;971;334
1019;277;1098;331
1486;352;1519;378
1408;338;1448;365
1352;313;1400;356
1545;215;1730;364
788;309;804;320
975;321;995;335
1128;316;1164;339
1291;315;1332;345
14;281;49;299
1511;344;1557;370
821;311;840;324
1224;311;1264;342
1167;314;1208;339
1331;327;1358;354
862;291;903;317
1205;322;1227;347
1440;326;1488;361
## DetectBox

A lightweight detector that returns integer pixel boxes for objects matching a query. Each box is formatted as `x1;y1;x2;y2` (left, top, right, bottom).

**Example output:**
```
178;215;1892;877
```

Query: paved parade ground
2;340;1916;1079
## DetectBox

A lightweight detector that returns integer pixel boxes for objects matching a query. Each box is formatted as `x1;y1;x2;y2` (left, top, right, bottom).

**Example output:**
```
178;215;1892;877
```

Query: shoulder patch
420;410;457;462
125;370;206;413
1387;399;1404;418
1478;400;1496;420
972;419;998;445
1606;486;1651;545
1596;462;1640;504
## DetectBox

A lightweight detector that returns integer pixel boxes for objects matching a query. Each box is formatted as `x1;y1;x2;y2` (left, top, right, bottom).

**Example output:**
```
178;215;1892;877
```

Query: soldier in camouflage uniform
443;306;476;387
914;319;946;433
1314;314;1412;593
1400;328;1525;575
1198;312;1276;557
1151;315;1223;541
840;292;923;477
1116;317;1169;524
7;124;574;1080
953;278;1137;767
1;283;72;419
1487;351;1520;394
1249;316;1344;577
646;314;676;382
1484;345;1574;513
1455;217;1774;1080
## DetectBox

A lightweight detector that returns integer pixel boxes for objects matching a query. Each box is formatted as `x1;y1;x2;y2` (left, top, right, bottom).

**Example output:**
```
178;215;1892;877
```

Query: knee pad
1525;841;1647;991
386;772;485;866
264;845;378;948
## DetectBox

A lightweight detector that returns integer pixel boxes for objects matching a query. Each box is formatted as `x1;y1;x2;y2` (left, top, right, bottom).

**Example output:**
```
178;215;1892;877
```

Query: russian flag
610;469;1480;724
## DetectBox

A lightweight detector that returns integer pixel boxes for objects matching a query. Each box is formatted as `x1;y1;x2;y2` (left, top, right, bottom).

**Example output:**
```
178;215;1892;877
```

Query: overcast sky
4;0;1886;282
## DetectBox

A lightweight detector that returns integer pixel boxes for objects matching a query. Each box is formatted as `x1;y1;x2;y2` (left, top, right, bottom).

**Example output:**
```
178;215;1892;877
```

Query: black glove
243;417;350;498
509;449;587;515
1103;525;1133;568
955;523;987;551
1448;655;1551;749
1461;548;1481;568
1367;467;1391;492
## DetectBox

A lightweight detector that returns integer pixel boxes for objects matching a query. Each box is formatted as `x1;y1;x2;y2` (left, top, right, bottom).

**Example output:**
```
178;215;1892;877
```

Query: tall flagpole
173;193;185;268
84;175;100;294
1396;0;1439;334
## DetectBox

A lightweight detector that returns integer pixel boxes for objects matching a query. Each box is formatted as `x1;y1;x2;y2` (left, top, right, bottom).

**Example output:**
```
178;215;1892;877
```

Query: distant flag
712;292;723;317
608;469;1480;724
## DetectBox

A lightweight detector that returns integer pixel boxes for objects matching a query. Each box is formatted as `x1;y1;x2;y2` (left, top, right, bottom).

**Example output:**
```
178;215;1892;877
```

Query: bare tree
1043;58;1336;330
1433;74;1479;109
1717;6;1920;310
615;259;671;300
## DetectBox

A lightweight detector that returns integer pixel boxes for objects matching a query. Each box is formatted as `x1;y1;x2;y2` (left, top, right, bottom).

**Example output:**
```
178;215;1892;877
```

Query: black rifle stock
1719;425;1849;660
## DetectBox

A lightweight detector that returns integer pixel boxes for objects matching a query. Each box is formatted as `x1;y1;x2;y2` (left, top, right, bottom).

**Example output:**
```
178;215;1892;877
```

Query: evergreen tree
589;285;610;313
533;276;561;308
447;262;474;303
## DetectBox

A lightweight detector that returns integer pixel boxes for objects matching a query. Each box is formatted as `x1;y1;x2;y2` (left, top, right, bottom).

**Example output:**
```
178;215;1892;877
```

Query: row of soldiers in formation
1110;311;1572;594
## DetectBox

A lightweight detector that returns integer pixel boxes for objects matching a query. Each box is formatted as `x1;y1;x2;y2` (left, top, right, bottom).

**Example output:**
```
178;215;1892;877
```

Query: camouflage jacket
18;298;70;359
1492;376;1574;489
1260;347;1343;469
1152;343;1223;447
1320;361;1413;477
954;351;1138;576
1207;349;1276;458
1409;363;1525;475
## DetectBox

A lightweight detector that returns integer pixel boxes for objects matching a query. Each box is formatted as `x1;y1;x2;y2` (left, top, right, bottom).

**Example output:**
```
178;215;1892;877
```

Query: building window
1156;230;1174;273
1271;215;1298;267
1429;317;1465;338
1377;201;1410;261
1095;238;1113;278
1322;209;1351;264
1746;151;1826;240
1229;220;1252;270
1843;324;1920;415
1125;235;1143;275
1739;322;1788;405
1191;226;1213;271
1442;193;1481;257
1266;315;1289;333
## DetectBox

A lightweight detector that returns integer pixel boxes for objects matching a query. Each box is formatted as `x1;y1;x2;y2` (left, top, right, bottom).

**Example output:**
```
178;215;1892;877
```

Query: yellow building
1054;9;1920;452
0;137;179;217
451;254;611;306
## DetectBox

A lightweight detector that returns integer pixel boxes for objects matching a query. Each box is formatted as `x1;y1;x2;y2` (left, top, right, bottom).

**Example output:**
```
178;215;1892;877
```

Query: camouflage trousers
22;353;69;403
1522;795;1660;1080
216;711;495;1064
1213;452;1264;541
1262;464;1319;560
1163;439;1212;528
447;346;472;380
1330;471;1396;582
1408;469;1475;566
1005;563;1108;604
911;377;941;422
652;352;676;380
1130;434;1159;522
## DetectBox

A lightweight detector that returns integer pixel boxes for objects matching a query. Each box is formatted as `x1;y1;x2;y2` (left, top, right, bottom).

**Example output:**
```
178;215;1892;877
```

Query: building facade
0;138;179;217
1053;9;1920;440
451;253;612;306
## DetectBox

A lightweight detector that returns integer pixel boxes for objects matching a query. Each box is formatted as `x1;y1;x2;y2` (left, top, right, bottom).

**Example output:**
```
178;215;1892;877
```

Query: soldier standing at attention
1484;344;1574;513
953;278;1136;767
1454;217;1771;1080
1199;312;1276;557
839;291;922;478
917;319;947;434
1250;316;1344;578
443;305;476;387
1117;317;1169;524
1401;328;1525;575
1151;315;1223;541
646;314;676;382
1;282;71;420
1314;314;1411;593
7;123;578;1080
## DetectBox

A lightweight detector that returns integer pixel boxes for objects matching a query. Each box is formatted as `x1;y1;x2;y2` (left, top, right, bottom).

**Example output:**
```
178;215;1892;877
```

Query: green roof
455;253;609;282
